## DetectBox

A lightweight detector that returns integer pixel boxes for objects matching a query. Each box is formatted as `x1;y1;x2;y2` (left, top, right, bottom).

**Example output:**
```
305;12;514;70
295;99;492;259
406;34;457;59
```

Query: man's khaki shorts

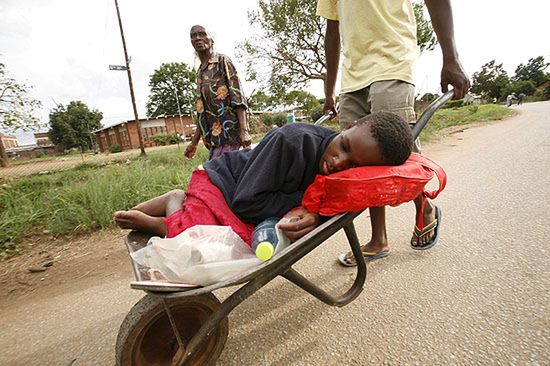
339;80;420;152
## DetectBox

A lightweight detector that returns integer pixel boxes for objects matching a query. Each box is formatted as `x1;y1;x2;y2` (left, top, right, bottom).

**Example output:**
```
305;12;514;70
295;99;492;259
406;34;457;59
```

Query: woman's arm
235;107;251;148
184;120;202;159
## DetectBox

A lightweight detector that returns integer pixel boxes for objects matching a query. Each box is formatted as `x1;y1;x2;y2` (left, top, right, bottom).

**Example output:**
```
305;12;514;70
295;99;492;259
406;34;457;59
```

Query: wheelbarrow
115;91;454;366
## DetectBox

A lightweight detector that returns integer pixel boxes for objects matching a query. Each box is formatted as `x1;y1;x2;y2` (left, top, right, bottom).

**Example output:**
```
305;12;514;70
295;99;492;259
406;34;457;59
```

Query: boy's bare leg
343;206;389;263
411;195;436;247
113;189;186;236
132;189;186;217
113;210;168;237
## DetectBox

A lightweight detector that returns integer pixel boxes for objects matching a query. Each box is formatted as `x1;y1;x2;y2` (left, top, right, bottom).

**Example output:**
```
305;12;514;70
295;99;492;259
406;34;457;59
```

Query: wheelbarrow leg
281;221;367;306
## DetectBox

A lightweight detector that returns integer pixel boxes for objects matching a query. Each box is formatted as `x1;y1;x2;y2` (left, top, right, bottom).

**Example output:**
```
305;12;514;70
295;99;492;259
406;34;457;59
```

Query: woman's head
190;25;213;53
319;112;413;175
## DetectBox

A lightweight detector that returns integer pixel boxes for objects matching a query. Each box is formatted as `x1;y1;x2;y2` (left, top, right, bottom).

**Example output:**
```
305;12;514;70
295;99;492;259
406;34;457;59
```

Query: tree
501;79;536;98
248;89;321;114
513;56;549;86
470;60;510;100
146;62;196;118
418;92;439;102
48;101;102;152
238;0;326;98
239;0;437;96
414;2;437;52
248;91;277;111
282;89;320;111
0;63;42;167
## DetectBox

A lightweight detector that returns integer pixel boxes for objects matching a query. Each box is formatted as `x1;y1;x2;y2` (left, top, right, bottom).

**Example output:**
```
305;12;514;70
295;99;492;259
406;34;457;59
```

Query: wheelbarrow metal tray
126;210;363;296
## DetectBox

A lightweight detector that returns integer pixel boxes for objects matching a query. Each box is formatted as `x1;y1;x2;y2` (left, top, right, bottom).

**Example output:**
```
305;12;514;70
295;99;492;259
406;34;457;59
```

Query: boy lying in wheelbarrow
113;111;414;244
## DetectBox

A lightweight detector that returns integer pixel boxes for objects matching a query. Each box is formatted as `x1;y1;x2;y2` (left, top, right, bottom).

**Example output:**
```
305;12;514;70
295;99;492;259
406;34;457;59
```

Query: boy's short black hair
353;112;414;165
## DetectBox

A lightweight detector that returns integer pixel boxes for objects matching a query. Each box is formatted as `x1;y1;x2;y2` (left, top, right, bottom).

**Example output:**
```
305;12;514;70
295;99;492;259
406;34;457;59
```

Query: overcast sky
1;0;549;144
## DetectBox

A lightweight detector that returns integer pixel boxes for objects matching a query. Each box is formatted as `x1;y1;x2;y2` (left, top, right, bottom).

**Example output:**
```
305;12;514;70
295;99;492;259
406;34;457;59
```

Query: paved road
1;102;549;365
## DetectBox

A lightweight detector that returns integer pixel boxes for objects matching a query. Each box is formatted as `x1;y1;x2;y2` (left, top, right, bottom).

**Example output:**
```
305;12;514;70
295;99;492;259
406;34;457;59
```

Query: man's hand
441;61;470;99
323;95;338;118
184;142;197;160
277;207;320;241
239;129;252;148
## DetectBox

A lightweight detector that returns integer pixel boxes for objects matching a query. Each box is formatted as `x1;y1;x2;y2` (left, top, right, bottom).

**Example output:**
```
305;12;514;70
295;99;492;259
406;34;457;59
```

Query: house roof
92;113;191;133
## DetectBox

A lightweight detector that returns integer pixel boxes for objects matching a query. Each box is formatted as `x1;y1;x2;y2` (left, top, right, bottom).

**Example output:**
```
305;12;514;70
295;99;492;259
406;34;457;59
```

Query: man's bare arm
424;0;470;99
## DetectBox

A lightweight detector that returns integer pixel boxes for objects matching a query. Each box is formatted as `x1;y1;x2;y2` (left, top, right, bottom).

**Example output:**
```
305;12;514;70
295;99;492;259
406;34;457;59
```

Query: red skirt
163;170;254;245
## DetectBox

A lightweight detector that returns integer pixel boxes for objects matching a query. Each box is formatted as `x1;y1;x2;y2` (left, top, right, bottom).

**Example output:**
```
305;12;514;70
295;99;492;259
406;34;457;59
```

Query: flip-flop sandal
338;250;390;267
411;206;442;250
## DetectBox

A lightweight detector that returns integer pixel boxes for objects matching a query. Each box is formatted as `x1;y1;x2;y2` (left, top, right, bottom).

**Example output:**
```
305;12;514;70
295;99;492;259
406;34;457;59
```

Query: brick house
34;132;54;147
93;114;195;153
0;133;18;149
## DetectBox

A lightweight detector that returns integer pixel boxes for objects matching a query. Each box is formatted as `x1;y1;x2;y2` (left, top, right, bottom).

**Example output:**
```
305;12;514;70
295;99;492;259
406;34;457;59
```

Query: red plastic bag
302;153;447;216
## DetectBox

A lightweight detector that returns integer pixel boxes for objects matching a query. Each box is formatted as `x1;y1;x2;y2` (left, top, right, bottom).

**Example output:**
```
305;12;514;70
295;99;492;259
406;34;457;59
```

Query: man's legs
338;80;438;265
369;81;437;248
338;88;389;264
113;189;186;236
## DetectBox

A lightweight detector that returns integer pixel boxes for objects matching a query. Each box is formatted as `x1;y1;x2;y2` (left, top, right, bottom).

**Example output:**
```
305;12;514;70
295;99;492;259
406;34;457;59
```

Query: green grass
419;104;513;140
0;146;209;256
0;104;512;256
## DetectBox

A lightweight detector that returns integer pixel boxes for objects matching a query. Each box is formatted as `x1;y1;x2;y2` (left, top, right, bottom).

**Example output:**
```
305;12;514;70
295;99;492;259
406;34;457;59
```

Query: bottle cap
255;241;274;262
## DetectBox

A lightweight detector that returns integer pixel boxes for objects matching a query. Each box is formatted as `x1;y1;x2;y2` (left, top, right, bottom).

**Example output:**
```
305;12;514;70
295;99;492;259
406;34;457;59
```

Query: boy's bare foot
113;210;167;237
338;241;390;266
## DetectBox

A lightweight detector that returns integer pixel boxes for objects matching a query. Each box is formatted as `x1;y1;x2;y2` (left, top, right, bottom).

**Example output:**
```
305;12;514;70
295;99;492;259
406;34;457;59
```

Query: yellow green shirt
317;0;419;93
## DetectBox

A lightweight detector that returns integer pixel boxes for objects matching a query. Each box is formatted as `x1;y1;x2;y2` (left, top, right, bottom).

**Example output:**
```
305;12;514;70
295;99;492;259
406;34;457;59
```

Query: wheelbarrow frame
119;91;454;365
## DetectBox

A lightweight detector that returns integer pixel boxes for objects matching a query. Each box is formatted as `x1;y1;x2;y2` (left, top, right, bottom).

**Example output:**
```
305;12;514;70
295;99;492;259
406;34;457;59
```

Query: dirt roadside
0;229;131;311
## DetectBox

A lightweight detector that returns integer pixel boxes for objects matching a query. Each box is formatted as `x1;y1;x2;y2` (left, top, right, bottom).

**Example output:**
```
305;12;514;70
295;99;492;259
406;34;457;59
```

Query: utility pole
170;79;185;132
113;0;145;156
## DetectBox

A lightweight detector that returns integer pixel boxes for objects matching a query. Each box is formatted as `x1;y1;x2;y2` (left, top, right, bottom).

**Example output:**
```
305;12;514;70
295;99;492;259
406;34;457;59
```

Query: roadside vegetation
0;148;208;256
0;103;514;256
420;104;514;139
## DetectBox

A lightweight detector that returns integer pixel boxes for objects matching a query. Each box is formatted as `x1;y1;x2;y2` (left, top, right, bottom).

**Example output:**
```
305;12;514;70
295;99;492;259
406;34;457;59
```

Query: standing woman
185;25;252;160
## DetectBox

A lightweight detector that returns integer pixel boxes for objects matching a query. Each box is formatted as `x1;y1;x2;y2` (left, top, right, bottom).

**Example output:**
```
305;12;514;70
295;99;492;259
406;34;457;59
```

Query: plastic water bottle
251;217;280;261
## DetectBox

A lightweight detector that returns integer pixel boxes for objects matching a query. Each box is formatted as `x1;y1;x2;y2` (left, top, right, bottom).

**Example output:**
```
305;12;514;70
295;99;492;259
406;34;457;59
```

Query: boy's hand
278;208;320;241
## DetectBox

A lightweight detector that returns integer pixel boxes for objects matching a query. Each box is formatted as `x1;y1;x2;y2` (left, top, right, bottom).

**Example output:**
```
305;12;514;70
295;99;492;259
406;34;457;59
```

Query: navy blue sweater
204;123;337;224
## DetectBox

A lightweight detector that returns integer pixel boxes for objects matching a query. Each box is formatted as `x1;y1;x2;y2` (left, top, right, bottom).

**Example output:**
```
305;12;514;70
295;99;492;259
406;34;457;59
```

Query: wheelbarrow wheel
115;293;228;366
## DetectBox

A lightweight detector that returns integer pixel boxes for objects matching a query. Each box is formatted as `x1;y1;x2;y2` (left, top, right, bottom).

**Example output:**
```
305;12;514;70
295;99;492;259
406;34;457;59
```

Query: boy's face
319;123;386;175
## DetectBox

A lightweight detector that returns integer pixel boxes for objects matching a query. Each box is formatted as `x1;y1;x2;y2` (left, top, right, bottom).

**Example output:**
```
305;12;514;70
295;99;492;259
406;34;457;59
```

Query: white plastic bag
130;225;262;286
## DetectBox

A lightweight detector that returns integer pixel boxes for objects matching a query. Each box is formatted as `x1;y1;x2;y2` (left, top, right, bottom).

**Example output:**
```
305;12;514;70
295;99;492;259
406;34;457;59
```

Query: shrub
309;105;324;122
248;115;270;134
167;133;180;144
109;144;122;153
153;134;167;145
261;112;287;127
154;133;181;146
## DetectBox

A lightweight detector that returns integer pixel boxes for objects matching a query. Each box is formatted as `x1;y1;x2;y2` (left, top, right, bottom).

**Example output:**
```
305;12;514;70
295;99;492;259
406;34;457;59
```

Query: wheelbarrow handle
412;90;454;139
314;102;339;126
